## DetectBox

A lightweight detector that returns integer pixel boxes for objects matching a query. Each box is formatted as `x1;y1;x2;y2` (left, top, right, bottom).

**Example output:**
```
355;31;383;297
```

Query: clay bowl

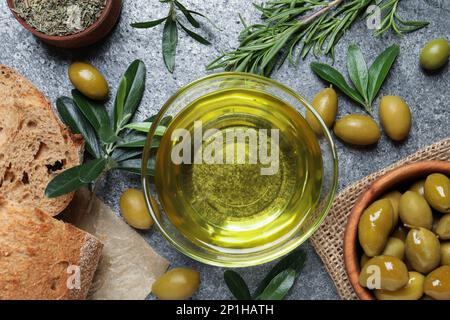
344;160;450;300
7;0;122;48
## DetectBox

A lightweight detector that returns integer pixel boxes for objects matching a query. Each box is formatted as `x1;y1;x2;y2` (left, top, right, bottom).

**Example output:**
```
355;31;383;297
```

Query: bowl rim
344;160;450;300
7;0;115;41
142;71;339;267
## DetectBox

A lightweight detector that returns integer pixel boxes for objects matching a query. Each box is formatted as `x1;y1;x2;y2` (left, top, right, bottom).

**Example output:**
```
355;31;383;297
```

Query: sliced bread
0;65;83;216
0;201;103;300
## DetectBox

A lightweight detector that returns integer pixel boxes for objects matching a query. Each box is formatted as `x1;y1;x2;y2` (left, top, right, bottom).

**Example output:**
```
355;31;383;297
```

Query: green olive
391;225;408;241
360;254;370;268
382;237;405;260
405;228;441;274
420;38;450;71
68;62;109;100
441;242;450;266
359;255;409;291
399;191;433;229
306;87;338;135
409;179;425;196
334;114;381;146
119;188;153;230
375;271;425;300
152;268;200;300
424;173;450;214
379;96;412;141
382;190;401;228
424;266;450;300
358;199;394;257
436;214;450;240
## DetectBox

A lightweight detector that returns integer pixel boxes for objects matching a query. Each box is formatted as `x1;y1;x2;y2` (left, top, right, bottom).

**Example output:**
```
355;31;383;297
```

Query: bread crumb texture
0;65;83;216
0;203;103;299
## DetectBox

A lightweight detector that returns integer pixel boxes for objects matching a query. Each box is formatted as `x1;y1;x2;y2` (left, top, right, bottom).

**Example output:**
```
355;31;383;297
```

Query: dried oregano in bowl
13;0;107;36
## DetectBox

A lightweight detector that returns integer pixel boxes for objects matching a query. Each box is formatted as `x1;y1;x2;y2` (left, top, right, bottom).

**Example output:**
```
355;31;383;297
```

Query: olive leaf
116;132;161;149
45;165;87;198
79;158;108;184
116;158;155;175
162;17;179;73
347;44;369;103
114;60;146;130
178;22;211;45
224;250;306;301
112;148;143;162
254;249;306;297
124;122;167;136
174;0;199;28
367;44;400;105
71;90;116;144
56;97;102;158
224;270;252;300
256;269;296;300
130;17;168;29
310;62;367;110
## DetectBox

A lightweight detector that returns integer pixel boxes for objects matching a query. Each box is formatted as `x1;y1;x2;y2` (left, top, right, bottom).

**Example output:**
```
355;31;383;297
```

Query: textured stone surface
0;0;449;300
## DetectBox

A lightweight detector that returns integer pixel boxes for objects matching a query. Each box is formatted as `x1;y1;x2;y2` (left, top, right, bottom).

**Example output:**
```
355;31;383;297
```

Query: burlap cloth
310;137;450;300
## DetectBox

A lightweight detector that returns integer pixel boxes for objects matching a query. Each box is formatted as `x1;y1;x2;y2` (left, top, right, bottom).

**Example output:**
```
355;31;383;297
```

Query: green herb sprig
371;0;429;36
310;44;399;116
224;250;306;300
45;60;168;198
207;0;426;77
131;0;217;73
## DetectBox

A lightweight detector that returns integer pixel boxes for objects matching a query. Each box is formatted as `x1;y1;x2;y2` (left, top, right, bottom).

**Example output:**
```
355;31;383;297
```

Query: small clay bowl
344;160;450;300
7;0;122;48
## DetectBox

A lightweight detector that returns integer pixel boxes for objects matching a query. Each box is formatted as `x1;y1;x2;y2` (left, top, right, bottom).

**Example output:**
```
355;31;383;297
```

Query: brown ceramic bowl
344;160;450;300
7;0;122;48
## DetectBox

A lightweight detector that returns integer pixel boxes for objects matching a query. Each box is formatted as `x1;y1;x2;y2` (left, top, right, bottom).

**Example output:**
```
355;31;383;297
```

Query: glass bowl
142;72;338;267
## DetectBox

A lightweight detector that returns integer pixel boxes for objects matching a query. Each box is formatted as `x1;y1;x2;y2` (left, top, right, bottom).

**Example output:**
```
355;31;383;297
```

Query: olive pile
358;173;450;300
306;87;411;146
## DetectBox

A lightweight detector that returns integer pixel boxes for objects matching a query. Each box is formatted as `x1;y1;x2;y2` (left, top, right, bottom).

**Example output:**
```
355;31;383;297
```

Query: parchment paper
62;188;169;300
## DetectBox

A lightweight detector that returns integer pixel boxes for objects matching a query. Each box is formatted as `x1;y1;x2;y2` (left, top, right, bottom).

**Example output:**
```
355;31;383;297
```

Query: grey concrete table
0;0;449;300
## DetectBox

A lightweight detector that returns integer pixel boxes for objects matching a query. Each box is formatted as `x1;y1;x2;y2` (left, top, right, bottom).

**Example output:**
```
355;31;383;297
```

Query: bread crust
0;202;103;300
0;65;83;216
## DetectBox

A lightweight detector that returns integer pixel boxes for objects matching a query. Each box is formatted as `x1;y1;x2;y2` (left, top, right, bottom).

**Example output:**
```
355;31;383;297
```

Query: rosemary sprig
207;0;428;76
371;0;429;36
131;0;216;73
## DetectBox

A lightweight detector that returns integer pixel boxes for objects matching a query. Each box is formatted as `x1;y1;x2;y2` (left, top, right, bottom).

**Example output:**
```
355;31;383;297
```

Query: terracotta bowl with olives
344;161;450;300
7;0;122;48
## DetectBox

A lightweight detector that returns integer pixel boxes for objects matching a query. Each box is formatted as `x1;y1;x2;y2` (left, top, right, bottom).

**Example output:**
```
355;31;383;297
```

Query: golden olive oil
155;88;323;252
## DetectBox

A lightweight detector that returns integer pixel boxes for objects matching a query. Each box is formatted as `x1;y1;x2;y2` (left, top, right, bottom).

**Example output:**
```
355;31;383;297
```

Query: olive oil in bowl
155;88;323;253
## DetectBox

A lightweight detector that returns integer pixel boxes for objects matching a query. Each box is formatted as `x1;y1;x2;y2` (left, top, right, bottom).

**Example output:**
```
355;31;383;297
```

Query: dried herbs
13;0;107;36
